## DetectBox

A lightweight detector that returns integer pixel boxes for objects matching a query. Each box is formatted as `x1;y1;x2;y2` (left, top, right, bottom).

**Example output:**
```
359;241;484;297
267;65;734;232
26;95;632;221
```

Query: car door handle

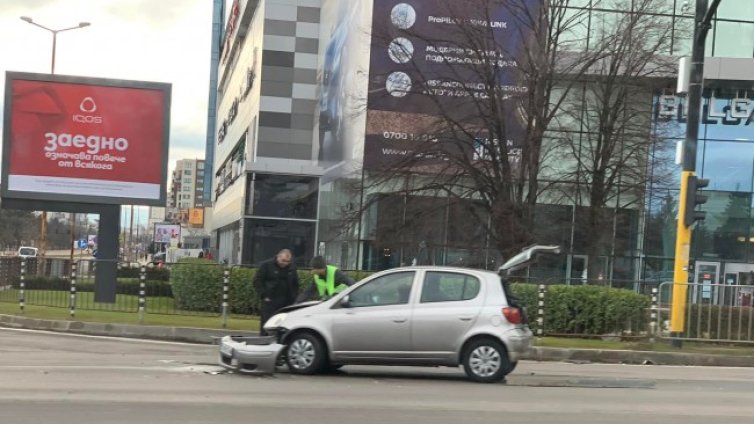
459;316;473;321
392;317;407;323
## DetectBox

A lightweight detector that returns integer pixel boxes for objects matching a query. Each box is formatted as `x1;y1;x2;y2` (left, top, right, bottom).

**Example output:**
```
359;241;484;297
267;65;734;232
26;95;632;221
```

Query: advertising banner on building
189;208;204;226
154;223;181;244
2;72;171;206
364;0;535;169
316;0;370;177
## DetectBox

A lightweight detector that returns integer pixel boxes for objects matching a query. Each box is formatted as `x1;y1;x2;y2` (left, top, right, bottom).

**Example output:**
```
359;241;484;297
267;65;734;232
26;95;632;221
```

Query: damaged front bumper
217;335;285;374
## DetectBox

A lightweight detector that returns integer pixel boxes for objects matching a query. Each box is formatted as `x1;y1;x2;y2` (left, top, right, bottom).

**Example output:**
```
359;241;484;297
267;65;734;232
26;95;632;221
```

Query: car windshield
18;248;36;256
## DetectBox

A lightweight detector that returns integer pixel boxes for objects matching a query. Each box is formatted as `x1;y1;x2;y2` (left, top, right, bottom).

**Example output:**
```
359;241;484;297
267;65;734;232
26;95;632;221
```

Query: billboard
364;0;534;169
2;72;171;206
189;208;204;226
154;223;181;244
316;0;371;180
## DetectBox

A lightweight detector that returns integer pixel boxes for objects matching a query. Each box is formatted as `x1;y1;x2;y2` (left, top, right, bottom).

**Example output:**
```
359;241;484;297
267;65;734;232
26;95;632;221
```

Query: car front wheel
285;333;325;375
462;339;510;383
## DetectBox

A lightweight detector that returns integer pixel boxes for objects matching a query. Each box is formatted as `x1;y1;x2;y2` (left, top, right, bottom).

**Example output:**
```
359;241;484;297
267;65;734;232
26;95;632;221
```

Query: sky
0;0;217;226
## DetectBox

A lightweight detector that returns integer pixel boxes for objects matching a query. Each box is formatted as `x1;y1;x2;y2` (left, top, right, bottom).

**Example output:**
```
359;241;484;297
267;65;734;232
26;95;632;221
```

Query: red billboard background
2;73;170;205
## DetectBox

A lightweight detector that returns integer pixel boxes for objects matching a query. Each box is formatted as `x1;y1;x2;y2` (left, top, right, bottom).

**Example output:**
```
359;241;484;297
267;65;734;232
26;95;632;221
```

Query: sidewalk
3;313;754;368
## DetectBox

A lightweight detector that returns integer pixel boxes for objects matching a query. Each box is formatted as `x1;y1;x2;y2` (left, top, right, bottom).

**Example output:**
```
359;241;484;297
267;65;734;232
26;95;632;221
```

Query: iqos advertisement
364;0;536;169
2;72;171;205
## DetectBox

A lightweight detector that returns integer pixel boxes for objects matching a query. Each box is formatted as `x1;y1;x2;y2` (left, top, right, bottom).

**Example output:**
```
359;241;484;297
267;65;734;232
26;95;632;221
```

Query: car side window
348;272;415;307
421;272;481;303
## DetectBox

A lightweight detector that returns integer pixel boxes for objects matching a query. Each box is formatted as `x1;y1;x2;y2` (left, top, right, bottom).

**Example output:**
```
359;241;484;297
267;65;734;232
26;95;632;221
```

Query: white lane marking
0;365;227;373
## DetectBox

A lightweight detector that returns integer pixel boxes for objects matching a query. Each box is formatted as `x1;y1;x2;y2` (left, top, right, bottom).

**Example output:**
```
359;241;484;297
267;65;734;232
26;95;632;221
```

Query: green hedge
170;259;226;313
13;275;172;297
228;267;257;315
512;283;650;336
170;260;372;315
117;266;170;281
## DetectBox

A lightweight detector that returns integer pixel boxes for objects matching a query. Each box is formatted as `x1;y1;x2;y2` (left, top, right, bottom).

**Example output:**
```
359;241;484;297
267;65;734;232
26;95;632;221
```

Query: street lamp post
20;17;90;74
20;17;91;266
671;0;722;348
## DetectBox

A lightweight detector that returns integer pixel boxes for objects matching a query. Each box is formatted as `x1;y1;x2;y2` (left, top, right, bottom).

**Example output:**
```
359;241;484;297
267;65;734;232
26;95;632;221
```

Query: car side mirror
340;295;351;308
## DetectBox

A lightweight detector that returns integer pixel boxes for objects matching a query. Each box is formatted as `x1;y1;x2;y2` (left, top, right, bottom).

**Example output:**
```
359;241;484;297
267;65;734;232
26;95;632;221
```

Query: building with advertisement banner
167;158;207;226
212;0;754;290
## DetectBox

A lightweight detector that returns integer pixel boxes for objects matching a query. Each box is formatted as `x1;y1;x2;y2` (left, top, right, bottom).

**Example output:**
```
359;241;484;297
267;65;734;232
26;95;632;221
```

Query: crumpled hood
276;300;321;313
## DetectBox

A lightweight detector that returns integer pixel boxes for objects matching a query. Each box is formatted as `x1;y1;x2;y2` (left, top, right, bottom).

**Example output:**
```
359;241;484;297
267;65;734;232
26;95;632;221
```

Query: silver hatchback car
261;266;532;383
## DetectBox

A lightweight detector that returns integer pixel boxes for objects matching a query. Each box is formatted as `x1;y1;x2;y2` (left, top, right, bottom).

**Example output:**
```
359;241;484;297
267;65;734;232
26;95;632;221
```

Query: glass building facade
213;0;754;282
315;0;754;286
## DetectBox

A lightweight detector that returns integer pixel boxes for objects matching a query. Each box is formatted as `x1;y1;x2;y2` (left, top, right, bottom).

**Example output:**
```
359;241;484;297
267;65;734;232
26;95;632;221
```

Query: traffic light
684;175;709;227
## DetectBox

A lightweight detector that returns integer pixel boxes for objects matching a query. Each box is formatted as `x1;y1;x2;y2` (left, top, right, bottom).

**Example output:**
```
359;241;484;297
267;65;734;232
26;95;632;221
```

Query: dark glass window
644;189;678;258
244;219;316;267
614;208;639;257
404;196;447;246
373;193;406;246
251;174;319;219
349;272;415;307
573;206;614;254
693;191;752;261
447;200;488;247
420;272;480;303
532;204;573;248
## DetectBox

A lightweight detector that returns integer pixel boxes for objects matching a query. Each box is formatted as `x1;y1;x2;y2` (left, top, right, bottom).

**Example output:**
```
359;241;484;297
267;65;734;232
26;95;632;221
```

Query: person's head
310;256;327;276
275;249;293;268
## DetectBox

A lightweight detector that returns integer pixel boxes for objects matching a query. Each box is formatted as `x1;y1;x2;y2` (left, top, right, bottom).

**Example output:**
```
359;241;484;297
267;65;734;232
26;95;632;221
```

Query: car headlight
264;313;288;329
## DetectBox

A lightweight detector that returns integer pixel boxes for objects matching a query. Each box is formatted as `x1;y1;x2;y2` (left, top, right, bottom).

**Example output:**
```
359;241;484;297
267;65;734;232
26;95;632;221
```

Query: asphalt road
1;328;754;424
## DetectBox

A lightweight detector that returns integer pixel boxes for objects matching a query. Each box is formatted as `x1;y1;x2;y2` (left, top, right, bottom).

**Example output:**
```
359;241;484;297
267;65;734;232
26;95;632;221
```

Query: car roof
380;266;499;278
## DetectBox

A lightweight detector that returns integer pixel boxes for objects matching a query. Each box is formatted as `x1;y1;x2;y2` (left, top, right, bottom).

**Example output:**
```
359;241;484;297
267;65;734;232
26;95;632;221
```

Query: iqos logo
73;96;103;124
80;97;97;113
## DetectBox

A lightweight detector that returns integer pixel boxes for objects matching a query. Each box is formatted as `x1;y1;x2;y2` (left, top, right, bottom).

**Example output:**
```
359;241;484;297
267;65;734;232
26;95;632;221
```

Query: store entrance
692;262;720;304
721;263;754;307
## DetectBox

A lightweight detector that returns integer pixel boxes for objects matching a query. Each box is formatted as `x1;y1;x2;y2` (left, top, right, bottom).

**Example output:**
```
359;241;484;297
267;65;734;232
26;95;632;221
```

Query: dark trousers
259;302;281;336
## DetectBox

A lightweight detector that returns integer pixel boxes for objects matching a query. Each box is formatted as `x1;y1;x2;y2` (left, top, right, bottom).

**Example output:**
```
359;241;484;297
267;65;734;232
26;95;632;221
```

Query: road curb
524;346;754;367
0;314;256;344
2;314;753;367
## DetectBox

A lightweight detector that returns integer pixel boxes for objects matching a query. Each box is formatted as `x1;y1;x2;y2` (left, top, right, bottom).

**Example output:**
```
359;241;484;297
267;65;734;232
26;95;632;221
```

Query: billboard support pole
94;204;120;303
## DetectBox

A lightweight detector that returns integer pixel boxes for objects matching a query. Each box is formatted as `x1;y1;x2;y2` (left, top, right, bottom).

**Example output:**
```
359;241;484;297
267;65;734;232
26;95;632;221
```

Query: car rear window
421;272;480;303
18;248;36;256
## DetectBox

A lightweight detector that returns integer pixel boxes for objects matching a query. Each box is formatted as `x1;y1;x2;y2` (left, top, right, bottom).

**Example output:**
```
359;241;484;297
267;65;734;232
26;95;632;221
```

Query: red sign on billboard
2;72;171;205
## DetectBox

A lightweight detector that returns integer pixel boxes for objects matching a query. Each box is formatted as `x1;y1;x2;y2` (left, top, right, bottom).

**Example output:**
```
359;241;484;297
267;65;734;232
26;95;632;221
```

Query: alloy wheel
469;345;502;378
288;338;315;370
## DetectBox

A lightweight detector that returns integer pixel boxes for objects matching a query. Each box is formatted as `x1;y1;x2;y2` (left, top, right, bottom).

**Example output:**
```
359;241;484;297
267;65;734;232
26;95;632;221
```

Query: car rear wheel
462;339;509;383
285;333;325;375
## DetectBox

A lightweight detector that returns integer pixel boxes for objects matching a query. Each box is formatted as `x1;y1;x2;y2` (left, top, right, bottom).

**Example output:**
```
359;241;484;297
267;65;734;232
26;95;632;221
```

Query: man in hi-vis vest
296;256;355;302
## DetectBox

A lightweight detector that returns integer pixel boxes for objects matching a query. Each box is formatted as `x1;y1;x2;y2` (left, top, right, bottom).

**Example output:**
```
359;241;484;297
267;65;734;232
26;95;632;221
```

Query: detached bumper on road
218;336;284;374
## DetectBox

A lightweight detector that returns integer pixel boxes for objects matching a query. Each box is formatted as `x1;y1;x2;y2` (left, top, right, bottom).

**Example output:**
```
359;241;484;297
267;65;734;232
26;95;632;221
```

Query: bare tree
551;0;680;279
343;0;613;262
332;0;679;271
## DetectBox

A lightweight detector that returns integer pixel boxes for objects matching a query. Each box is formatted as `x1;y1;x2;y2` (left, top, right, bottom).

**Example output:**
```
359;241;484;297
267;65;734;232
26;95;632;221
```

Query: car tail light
502;307;523;324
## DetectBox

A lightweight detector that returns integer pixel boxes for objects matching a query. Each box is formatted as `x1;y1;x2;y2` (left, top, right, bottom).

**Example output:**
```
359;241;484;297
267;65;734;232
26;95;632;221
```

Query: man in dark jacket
297;256;355;302
254;249;299;336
